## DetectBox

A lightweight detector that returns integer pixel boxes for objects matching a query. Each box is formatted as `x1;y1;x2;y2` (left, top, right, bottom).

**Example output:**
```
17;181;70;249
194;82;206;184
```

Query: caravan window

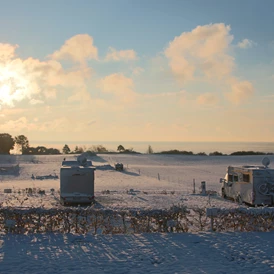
243;174;250;182
228;174;238;182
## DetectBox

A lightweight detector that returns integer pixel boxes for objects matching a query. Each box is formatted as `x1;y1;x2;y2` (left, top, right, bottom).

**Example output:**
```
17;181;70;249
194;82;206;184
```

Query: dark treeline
0;133;273;156
155;150;273;156
0;133;62;155
23;146;61;155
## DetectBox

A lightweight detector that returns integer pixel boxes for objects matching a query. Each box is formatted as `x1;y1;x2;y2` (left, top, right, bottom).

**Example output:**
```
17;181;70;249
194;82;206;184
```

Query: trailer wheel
221;188;227;198
235;195;242;204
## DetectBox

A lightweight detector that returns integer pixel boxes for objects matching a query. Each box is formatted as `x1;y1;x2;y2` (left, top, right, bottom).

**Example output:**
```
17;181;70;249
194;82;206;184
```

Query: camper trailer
220;157;274;206
60;155;95;205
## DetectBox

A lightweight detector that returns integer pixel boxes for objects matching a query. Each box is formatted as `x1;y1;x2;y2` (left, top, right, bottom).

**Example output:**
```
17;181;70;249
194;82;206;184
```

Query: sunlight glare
0;65;29;107
0;84;13;106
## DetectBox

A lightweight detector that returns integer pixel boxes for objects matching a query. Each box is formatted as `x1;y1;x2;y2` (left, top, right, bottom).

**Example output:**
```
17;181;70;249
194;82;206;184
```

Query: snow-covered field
1;153;274;273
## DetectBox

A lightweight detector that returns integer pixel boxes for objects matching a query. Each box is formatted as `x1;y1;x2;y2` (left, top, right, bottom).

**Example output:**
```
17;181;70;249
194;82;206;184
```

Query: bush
230;151;272;156
209;151;224;156
158;150;193;155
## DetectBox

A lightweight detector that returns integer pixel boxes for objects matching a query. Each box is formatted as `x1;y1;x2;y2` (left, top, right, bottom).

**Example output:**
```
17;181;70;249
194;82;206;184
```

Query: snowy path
1;232;274;273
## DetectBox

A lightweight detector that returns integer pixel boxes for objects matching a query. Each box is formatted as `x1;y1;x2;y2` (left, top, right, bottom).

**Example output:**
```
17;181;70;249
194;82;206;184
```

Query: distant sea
31;141;274;155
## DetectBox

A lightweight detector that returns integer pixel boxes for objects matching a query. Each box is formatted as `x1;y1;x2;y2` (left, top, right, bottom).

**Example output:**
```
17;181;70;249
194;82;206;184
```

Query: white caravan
60;155;95;205
220;157;274;206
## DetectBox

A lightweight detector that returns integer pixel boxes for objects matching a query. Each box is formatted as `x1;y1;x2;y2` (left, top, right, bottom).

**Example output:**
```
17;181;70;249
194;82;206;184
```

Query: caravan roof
62;160;92;167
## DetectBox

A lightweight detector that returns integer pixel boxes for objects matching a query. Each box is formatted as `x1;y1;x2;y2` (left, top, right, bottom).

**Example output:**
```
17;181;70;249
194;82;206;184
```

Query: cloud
0;43;18;62
67;87;91;103
143;90;186;98
226;79;254;104
50;34;98;64
87;120;96;126
0;59;41;107
165;23;255;104
172;123;191;131
145;122;153;128
44;88;57;99
0;117;31;132
165;23;234;82
29;99;44;105
132;67;144;75
105;47;137;61
197;92;219;105
237;39;256;49
0;43;92;108
97;73;137;103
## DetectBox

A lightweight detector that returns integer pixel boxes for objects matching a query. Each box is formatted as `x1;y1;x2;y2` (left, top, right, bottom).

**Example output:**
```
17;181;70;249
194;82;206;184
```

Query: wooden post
210;216;214;231
193;179;195;194
201;181;206;195
158;173;160;181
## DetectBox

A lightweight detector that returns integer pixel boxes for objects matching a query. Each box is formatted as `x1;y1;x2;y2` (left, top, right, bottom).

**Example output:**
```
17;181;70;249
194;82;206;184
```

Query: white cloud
143;90;186;98
105;47;137;61
0;43;93;108
50;34;98;64
226;79;254;104
0;43;18;62
44;88;57;99
67;87;91;103
165;23;255;104
29;99;44;105
197;92;219;106
165;23;234;82
237;39;256;49
0;117;31;132
97;73;137;103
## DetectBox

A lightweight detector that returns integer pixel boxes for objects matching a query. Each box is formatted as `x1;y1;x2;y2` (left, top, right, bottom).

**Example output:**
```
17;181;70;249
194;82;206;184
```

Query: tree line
0;133;62;155
1;134;271;156
0;133;110;155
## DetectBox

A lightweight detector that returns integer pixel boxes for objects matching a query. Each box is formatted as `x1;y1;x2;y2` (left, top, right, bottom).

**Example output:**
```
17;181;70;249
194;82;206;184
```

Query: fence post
206;208;217;231
158;173;160;181
193;179;195;194
201;181;206;195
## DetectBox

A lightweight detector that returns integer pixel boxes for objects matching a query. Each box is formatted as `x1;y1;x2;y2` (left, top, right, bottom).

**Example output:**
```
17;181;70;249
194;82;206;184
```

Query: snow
1;153;274;273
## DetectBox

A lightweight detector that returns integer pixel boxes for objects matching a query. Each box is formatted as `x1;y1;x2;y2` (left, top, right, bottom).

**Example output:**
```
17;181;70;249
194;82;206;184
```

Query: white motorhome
60;155;95;205
220;157;274;206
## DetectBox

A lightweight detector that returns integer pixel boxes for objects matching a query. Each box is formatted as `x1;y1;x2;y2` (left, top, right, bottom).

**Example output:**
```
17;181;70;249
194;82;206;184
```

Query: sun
0;66;27;107
0;84;13;106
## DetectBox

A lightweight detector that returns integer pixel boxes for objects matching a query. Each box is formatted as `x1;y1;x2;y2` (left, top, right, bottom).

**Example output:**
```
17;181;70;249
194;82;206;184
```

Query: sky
0;0;274;144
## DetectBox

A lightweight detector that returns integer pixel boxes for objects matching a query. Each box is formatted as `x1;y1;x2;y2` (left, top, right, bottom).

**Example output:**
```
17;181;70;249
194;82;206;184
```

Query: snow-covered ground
1;153;274;273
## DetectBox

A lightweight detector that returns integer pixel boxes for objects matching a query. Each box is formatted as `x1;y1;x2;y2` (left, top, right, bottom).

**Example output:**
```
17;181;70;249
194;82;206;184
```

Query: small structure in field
4;189;12;193
115;163;124;171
